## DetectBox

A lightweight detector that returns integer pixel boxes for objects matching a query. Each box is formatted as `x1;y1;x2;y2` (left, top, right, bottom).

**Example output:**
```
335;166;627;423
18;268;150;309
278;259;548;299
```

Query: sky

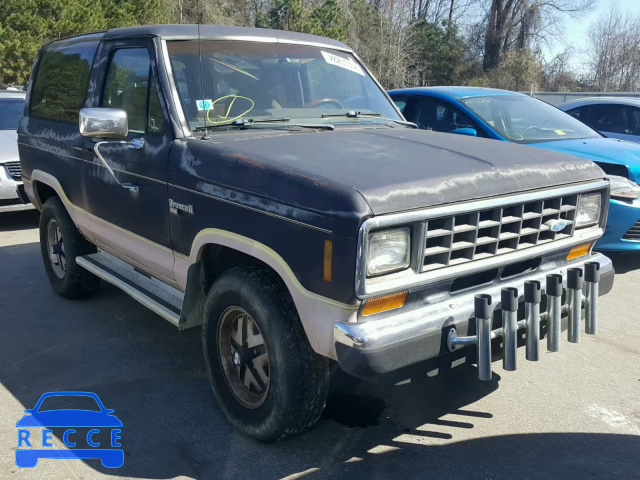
544;0;640;67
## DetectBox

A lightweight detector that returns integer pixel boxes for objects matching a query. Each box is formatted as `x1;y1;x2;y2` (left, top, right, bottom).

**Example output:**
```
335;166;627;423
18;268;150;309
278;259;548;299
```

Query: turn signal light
566;242;593;260
362;291;408;316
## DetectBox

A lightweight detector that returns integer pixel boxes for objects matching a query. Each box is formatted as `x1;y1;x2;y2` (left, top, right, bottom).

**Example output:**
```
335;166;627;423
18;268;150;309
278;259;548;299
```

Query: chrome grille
4;161;22;180
422;194;578;272
623;220;640;241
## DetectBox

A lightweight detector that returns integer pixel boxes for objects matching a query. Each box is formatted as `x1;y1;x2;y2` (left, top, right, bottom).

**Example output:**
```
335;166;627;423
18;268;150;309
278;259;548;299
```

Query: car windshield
38;395;101;412
0;98;25;130
461;95;601;144
166;40;401;131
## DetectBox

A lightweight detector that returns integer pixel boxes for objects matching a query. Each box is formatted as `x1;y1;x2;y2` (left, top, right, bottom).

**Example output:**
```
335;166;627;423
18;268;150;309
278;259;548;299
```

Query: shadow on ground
606;252;640;274
0;210;39;232
2;241;639;479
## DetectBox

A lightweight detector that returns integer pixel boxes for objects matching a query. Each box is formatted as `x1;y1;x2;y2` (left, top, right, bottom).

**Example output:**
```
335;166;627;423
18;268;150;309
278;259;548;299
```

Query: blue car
558;97;640;144
388;87;640;252
15;391;123;468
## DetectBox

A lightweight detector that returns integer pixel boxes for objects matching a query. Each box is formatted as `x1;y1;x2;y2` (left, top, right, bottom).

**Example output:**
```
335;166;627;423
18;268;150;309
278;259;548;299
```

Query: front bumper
334;253;613;378
0;164;34;213
596;199;640;251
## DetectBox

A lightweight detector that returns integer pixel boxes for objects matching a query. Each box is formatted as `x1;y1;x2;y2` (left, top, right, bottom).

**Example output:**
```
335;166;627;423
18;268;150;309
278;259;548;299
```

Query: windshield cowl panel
462;95;601;144
166;40;401;134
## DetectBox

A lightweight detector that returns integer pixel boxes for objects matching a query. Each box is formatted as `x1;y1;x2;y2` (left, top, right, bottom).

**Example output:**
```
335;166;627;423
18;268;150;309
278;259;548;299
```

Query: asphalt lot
0;210;639;480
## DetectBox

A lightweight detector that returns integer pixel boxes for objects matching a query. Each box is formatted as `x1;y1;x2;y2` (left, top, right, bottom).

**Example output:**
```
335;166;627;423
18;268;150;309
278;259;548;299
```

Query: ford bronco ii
19;25;613;442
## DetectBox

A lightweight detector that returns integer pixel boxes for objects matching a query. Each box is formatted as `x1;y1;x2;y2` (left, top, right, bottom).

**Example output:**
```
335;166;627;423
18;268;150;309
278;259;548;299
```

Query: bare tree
586;7;640;92
482;0;593;72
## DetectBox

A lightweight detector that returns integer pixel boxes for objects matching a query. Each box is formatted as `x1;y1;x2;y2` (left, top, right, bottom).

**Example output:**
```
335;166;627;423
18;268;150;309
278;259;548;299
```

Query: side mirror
452;127;477;137
79;108;128;139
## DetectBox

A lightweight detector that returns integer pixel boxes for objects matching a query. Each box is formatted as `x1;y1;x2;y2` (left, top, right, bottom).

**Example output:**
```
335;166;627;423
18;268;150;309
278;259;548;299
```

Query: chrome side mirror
79;108;128;138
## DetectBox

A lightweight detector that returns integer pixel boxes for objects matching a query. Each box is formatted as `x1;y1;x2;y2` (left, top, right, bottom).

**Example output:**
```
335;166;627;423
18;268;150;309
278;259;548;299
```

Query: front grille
422;194;578;272
4;161;22;180
623;220;640;241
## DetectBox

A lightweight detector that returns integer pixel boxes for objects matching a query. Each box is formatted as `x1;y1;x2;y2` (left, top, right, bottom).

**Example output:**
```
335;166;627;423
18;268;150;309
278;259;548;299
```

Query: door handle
121;183;139;193
92;139;145;192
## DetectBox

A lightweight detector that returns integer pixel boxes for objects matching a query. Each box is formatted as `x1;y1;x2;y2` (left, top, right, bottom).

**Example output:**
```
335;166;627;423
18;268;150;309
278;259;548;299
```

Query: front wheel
202;266;330;442
39;197;100;298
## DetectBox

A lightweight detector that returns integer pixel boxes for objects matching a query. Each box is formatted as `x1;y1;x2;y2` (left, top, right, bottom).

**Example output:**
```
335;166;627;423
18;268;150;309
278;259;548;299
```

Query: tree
482;0;593;72
585;7;640;92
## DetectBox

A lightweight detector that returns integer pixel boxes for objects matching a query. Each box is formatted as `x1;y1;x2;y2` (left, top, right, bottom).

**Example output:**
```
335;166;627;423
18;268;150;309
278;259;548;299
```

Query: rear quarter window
30;36;100;123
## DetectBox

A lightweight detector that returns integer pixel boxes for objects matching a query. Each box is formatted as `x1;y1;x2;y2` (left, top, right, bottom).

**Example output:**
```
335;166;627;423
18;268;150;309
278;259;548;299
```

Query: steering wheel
305;98;344;109
525;126;543;133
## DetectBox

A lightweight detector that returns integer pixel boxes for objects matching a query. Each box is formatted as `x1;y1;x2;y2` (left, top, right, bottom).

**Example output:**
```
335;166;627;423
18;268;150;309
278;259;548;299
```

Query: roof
57;24;350;52
388;86;525;99
0;91;26;99
558;96;640;108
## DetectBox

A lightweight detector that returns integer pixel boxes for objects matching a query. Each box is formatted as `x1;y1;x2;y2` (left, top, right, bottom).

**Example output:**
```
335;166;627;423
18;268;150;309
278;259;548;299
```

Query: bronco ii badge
169;199;194;214
15;391;123;468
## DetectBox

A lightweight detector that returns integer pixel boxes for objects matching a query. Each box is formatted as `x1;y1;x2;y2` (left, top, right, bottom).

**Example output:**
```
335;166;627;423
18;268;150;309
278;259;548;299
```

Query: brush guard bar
447;262;601;381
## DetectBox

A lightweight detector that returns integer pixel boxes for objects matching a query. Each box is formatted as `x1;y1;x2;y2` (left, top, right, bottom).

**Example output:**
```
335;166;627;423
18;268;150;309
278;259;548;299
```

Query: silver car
558;97;640;144
0;91;34;212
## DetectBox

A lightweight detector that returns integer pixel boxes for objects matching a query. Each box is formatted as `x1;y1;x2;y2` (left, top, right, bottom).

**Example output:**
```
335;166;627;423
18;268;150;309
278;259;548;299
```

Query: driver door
84;40;175;283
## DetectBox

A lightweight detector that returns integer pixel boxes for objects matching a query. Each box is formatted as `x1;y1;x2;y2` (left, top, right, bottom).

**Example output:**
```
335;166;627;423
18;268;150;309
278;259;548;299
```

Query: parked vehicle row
7;26;621;443
388;87;640;252
0;91;35;212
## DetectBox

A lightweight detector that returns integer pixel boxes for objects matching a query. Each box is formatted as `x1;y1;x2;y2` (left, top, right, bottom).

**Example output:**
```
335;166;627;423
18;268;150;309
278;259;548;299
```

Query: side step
76;251;183;327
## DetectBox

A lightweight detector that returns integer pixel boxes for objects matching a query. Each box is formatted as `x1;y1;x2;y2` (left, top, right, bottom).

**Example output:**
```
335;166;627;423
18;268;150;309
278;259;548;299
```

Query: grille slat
623;220;640;241
421;194;578;272
4;162;22;180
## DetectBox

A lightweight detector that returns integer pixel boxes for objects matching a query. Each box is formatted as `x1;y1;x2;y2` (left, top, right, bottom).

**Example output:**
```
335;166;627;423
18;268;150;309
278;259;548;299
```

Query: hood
207;127;605;215
531;137;640;183
0;130;19;164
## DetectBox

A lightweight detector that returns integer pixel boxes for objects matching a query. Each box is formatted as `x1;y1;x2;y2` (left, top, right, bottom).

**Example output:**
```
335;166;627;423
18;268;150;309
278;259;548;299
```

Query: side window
101;48;165;134
392;97;407;114
31;38;100;123
565;106;585;120
413;98;486;137
588;104;629;134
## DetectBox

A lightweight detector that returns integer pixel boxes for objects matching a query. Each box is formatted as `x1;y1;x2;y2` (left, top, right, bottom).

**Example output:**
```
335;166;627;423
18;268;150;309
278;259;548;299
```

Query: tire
202;266;330;442
39;196;100;298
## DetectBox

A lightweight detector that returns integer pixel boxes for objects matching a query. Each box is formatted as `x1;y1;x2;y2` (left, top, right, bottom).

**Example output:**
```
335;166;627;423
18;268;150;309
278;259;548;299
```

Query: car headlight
367;227;410;276
608;175;640;200
575;193;601;228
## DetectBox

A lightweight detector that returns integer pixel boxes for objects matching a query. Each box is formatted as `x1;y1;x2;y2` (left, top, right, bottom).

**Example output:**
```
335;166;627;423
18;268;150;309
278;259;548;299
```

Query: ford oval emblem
546;219;567;232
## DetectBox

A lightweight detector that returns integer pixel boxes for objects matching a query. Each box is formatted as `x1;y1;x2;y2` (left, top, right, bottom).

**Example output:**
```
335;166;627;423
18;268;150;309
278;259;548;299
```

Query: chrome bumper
334;253;613;378
0;165;34;213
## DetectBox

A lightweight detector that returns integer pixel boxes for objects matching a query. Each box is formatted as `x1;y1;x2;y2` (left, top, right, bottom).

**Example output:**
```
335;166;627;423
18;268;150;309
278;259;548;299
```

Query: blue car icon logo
16;391;123;468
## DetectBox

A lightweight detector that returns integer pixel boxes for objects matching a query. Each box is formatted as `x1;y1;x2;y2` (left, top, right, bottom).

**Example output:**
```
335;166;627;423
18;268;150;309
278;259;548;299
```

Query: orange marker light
323;240;333;282
362;291;409;316
567;242;593;260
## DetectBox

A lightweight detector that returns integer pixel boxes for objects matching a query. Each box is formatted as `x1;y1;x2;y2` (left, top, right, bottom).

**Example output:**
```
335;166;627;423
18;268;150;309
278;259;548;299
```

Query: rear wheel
202;266;330;442
39;197;100;298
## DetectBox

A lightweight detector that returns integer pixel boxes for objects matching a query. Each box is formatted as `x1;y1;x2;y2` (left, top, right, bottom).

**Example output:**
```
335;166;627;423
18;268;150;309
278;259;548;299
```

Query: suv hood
207;128;605;215
0;130;18;164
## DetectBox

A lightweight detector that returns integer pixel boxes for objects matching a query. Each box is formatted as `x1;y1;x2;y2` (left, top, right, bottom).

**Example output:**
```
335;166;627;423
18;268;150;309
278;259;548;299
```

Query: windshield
461;95;601;144
0;98;25;130
166;40;401;131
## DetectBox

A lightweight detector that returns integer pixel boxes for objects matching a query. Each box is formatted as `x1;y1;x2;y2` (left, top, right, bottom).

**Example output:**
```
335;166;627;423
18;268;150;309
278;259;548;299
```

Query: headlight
608;175;640;200
367;227;410;276
576;193;601;228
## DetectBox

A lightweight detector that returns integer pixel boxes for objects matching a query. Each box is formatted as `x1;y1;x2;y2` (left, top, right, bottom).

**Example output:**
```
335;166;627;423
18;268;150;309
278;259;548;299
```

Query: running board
76;251;183;327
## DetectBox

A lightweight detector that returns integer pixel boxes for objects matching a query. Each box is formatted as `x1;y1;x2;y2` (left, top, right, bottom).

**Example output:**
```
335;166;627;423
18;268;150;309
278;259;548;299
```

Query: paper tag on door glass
321;51;365;76
196;99;213;111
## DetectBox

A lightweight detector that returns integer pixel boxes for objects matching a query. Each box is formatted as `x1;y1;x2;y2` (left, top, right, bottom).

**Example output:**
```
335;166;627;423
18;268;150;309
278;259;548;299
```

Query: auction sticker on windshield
15;391;124;469
321;51;365;76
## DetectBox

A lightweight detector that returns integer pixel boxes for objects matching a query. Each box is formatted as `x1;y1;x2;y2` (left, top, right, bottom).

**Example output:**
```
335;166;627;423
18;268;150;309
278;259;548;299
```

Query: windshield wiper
321;111;417;128
194;117;335;133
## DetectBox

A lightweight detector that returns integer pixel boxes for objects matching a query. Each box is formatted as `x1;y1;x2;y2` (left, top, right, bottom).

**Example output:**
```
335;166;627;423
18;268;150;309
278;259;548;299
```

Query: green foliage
259;0;347;41
411;20;465;86
0;0;170;84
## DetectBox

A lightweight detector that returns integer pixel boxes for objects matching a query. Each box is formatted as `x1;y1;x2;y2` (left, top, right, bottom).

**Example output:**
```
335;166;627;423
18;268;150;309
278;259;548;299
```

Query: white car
0;91;34;212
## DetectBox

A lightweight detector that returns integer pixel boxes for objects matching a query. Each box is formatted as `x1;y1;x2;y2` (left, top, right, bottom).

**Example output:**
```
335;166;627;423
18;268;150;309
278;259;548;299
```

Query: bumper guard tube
334;253;613;379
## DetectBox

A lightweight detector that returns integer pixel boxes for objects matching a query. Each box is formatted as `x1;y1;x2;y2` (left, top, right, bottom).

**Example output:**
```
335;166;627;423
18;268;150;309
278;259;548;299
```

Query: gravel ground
0;210;639;480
